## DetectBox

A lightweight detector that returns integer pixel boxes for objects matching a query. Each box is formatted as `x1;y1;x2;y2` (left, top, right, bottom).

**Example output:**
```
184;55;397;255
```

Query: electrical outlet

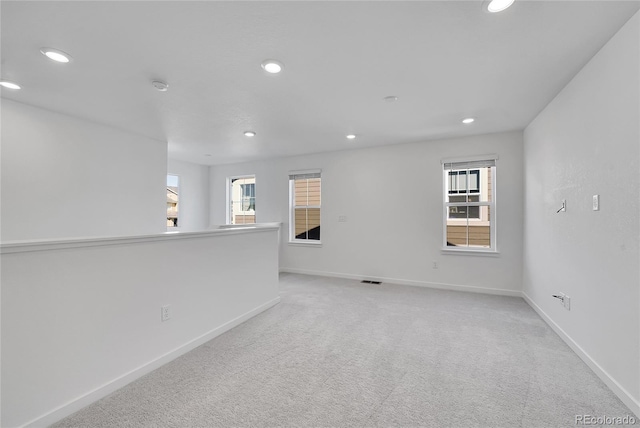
564;296;571;310
338;215;347;222
432;261;438;269
593;195;599;211
161;305;171;322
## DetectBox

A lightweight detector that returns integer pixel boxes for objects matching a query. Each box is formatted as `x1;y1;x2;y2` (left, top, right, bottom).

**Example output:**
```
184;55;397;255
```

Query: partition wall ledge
0;225;280;254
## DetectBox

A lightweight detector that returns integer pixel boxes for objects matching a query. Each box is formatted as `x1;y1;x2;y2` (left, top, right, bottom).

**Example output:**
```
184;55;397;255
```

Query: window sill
288;240;322;247
440;248;500;257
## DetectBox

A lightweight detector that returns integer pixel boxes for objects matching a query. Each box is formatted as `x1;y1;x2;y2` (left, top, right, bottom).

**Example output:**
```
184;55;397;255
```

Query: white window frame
226;175;256;225
288;169;322;245
441;156;498;254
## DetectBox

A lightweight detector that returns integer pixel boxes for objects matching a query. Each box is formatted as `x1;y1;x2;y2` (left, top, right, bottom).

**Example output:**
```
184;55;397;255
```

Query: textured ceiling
2;1;639;165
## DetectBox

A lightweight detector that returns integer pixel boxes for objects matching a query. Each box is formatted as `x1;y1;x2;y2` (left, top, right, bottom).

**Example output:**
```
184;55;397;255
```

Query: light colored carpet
53;273;636;427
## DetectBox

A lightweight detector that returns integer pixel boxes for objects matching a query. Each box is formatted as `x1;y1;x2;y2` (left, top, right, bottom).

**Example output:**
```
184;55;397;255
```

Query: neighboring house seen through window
289;171;321;242
167;174;179;228
443;158;496;251
228;176;256;224
447;170;480;219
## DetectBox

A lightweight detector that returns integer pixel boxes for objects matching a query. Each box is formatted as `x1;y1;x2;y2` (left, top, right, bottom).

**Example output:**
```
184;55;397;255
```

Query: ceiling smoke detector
152;80;169;92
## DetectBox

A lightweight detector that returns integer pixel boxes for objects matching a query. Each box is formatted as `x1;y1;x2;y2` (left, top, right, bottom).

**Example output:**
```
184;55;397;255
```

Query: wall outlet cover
161;305;171;322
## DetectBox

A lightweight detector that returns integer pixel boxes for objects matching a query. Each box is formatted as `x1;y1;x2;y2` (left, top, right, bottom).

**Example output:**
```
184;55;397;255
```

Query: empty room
1;1;639;427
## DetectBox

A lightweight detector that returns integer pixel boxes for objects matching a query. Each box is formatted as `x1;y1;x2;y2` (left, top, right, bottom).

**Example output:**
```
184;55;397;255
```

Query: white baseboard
523;292;640;418
279;267;522;297
25;297;281;428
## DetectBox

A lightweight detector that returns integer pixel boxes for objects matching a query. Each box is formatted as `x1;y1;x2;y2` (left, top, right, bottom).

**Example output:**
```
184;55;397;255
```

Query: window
240;183;255;211
167;174;179;228
228;176;256;224
443;158;496;251
447;170;480;219
289;171;321;242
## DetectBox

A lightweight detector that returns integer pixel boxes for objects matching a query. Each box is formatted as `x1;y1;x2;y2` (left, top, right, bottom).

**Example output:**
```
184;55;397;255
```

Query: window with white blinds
289;171;321;242
442;157;497;251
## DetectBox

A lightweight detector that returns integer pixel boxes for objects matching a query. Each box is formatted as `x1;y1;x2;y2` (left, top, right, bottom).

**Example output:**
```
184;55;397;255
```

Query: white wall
167;159;210;231
0;99;167;242
523;11;639;415
1;228;280;427
211;131;524;295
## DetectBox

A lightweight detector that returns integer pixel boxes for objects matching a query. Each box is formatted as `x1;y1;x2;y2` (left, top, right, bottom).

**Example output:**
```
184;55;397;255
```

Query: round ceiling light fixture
462;117;475;124
0;80;21;90
244;131;256;137
486;0;515;13
346;134;357;140
152;80;169;92
261;59;284;74
384;96;398;103
40;48;72;63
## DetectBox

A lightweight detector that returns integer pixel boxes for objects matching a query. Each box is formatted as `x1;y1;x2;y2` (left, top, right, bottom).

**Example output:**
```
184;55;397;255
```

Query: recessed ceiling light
152;80;169;92
0;80;21;90
486;0;515;13
261;59;284;74
462;118;475;124
384;96;398;103
40;48;72;63
346;134;356;140
244;131;256;137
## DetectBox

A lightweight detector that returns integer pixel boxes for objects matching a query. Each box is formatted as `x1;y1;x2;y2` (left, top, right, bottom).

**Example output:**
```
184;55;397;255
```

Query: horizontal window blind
443;159;496;170
289;171;321;180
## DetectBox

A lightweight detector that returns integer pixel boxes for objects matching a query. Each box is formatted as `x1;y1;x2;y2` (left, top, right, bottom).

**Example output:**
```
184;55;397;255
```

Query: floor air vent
361;280;381;284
